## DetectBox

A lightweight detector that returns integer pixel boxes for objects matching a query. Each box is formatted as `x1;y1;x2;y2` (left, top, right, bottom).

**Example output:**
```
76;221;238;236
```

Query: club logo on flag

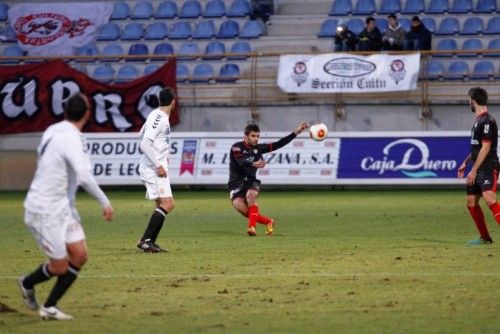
291;61;308;86
180;140;197;175
388;59;406;84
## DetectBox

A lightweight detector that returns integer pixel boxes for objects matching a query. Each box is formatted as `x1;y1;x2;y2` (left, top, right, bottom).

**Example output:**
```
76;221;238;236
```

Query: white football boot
39;306;73;320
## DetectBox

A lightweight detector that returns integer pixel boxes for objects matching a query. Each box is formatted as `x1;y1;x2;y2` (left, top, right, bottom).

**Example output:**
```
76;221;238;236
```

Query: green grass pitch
0;190;498;334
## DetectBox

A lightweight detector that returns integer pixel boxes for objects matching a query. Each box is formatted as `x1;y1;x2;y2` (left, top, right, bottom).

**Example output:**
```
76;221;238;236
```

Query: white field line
0;272;499;280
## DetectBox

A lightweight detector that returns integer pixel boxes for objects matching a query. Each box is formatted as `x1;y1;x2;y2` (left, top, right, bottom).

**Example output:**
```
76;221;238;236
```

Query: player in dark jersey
228;122;309;236
458;87;500;245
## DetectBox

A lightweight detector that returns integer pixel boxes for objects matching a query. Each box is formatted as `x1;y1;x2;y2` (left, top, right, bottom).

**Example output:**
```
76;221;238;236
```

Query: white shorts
139;165;173;200
24;206;85;260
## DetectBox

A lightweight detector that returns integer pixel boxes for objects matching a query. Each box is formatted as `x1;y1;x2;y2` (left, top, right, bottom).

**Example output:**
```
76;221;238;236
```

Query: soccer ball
309;123;328;141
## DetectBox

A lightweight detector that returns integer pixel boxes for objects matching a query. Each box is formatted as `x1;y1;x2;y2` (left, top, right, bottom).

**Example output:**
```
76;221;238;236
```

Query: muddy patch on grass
0;302;17;313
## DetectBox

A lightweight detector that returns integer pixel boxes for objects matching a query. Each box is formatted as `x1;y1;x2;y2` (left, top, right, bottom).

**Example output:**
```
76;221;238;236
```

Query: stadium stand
145;22;168;40
217;20;240;38
426;0;449;14
127;43;149;61
449;0;473;14
144;63;160;75
329;0;352;15
93;64;115;83
176;63;190;82
155;1;177;18
459;38;483;57
203;41;226;60
435;17;459;35
353;0;376;15
473;0;496;13
445;61;469;80
471;60;495;79
227;0;251;17
379;0;401;14
228;41;251;59
1;45;23;64
110;1;130;20
131;1;154;19
193;20;217;39
122;23;144;41
402;0;424;14
217;63;240;82
204;0;226;17
180;0;202;18
460;17;484;35
116;65;140;83
192;63;214;82
426;60;445;80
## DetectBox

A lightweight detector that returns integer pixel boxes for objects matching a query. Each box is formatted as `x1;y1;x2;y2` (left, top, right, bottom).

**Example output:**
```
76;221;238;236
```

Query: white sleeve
64;135;111;208
140;137;161;168
143;113;163;142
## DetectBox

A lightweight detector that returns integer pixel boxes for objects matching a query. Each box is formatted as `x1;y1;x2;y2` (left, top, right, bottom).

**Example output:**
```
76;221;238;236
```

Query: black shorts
466;169;498;195
229;180;261;201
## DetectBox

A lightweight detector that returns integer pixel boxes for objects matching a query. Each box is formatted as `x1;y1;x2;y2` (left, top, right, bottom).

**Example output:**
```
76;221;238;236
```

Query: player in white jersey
136;87;176;253
18;93;114;320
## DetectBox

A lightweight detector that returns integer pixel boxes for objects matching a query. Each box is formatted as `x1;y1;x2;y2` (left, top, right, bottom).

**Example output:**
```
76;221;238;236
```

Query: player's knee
48;260;68;276
160;201;174;212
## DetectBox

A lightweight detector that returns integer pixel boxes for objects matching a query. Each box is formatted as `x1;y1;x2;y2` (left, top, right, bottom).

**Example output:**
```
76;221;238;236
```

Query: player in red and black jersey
458;87;500;245
228;122;309;236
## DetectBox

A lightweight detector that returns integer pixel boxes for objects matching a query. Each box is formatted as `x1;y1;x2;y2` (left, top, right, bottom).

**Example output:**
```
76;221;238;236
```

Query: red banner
0;60;178;134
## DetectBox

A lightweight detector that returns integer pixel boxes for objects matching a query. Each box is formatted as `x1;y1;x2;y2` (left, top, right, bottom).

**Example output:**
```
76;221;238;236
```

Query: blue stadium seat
399;18;411;31
180;0;202;18
110;1;130;20
169;21;192;39
145;23;168;40
97;23;120;41
192;20;216;39
228;41;251;59
449;0;472;13
192;63;214;82
379;0;401;14
156;1;177;18
402;0;424;13
445;61;469;80
489;39;500;57
93;65;115;83
227;0;251;17
128;43;149;62
318;19;339;37
436;17;459;35
426;60;444;80
153;43;174;60
101;44;124;62
471;60;494;80
435;38;457;57
421;17;436;33
1;45;23;64
217;20;239;38
484;17;500;35
176;64;190;82
353;0;376;15
204;0;226;17
2;25;17;42
75;43;99;62
473;0;496;13
132;1;154;19
346;18;364;35
426;0;449;14
376;18;388;34
217;63;240;82
459;39;483;57
178;42;200;60
460;17;483;35
144;64;160;75
329;0;352;16
203;40;225;59
0;3;9;21
116;65;139;83
122;23;144;40
240;20;264;38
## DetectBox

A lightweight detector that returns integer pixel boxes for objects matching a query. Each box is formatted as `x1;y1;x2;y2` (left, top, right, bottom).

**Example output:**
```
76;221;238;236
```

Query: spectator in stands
382;14;405;51
250;0;275;25
358;17;382;51
334;23;357;52
404;16;432;51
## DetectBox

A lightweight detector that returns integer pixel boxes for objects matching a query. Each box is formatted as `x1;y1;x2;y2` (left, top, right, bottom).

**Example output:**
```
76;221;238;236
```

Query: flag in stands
8;2;112;56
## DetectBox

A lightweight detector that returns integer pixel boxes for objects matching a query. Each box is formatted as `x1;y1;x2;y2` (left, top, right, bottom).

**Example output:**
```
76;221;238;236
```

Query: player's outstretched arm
260;122;310;154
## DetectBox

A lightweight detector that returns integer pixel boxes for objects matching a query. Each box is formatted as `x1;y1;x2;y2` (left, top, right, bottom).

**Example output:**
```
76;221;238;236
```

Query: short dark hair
468;87;488;106
65;93;89;121
387;14;397;20
365;16;375;25
159;87;176;107
411;16;420;22
244;124;260;135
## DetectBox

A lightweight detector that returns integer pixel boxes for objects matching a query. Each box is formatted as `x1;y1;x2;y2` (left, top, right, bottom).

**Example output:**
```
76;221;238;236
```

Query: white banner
277;53;420;93
85;133;340;185
8;2;113;56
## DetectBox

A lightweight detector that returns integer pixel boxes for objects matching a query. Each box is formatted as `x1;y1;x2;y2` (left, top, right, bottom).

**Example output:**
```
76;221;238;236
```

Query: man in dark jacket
358;17;382;51
251;0;274;25
334;23;357;51
404;16;432;51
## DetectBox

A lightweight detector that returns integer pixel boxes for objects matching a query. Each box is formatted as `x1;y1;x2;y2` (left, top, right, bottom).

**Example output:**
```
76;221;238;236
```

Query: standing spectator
383;14;405;51
358;17;382;51
251;0;274;25
334;23;357;51
404;16;432;51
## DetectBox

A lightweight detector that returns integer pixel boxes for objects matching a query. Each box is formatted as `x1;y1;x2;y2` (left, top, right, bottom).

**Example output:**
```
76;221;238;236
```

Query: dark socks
23;262;53;289
44;264;80;308
142;207;167;243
